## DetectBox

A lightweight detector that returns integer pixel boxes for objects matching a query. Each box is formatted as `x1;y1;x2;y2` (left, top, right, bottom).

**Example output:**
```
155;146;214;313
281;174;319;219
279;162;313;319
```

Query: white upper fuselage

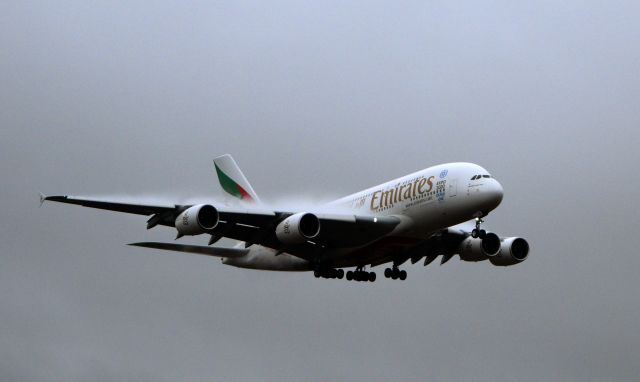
330;162;503;233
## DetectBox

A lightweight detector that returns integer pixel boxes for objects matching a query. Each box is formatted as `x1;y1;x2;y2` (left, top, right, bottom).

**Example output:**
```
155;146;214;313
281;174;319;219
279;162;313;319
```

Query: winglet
39;192;46;207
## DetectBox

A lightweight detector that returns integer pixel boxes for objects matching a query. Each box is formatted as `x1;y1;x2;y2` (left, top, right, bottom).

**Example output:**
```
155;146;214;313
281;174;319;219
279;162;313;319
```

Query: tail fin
213;154;260;203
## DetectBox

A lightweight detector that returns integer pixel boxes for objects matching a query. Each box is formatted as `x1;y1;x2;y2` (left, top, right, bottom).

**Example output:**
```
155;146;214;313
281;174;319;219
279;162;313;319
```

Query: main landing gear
314;268;344;279
384;265;407;280
471;217;487;239
313;266;375;282
346;267;376;282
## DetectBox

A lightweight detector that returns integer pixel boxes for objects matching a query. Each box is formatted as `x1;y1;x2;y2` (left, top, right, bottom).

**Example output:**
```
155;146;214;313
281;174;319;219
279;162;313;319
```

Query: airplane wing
43;195;176;216
42;195;277;227
367;226;471;268
43;195;400;261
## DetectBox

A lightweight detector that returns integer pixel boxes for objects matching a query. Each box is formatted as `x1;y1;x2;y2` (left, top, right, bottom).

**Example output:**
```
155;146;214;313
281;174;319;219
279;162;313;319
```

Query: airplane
41;154;530;282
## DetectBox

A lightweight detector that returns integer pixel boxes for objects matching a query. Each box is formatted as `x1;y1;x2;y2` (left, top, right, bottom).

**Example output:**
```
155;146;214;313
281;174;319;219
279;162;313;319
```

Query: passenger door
448;178;458;197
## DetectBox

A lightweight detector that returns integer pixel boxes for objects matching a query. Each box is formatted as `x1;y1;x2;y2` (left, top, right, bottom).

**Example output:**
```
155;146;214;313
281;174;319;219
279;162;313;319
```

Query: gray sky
2;1;640;381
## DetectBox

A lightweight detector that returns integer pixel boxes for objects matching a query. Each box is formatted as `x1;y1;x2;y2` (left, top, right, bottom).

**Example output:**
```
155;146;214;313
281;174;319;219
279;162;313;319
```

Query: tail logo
215;163;254;202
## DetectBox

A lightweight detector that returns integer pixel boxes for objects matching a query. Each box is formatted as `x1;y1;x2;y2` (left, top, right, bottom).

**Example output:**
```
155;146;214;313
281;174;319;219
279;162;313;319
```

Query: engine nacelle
458;232;501;262
490;237;530;266
175;204;219;236
275;212;321;244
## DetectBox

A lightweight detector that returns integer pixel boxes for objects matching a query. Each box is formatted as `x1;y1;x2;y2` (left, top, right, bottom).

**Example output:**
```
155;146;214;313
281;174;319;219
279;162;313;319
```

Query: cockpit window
482;175;491;179
470;175;478;180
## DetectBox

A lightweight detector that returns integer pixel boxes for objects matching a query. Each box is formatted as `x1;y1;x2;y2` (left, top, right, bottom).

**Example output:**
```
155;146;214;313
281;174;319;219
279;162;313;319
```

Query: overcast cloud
1;1;639;381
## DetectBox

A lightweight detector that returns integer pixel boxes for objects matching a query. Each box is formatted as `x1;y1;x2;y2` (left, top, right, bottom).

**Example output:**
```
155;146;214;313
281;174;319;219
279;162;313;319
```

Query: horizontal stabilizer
128;242;248;258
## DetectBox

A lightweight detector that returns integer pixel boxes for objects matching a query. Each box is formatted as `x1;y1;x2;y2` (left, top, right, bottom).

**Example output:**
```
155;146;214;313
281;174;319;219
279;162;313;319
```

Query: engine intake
458;232;501;262
490;237;530;266
175;204;219;236
276;213;321;244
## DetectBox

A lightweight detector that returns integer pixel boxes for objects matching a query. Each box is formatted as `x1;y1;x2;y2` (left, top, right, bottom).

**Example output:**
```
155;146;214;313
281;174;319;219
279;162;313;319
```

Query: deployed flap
128;242;248;258
213;154;260;203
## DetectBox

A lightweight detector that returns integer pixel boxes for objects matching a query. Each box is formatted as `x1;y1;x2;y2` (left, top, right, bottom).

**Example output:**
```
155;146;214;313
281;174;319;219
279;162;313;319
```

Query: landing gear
313;264;378;282
471;217;487;239
314;267;344;279
384;265;407;280
346;267;376;282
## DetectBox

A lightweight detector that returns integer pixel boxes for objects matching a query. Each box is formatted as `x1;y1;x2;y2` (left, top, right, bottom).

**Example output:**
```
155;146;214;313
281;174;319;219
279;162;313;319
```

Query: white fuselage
224;162;504;271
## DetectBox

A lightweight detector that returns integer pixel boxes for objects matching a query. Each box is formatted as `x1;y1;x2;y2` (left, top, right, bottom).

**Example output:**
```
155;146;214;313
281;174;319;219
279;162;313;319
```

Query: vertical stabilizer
213;154;260;204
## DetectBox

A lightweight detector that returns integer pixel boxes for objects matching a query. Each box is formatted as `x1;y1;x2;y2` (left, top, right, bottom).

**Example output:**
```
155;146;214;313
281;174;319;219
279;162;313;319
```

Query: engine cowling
490;237;530;266
458;232;501;262
275;212;321;244
175;204;219;236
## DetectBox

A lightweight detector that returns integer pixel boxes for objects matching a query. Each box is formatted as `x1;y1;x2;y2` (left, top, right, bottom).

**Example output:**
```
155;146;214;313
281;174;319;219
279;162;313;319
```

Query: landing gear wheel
346;267;375;282
473;217;486;239
337;269;344;279
314;270;321;278
384;264;407;280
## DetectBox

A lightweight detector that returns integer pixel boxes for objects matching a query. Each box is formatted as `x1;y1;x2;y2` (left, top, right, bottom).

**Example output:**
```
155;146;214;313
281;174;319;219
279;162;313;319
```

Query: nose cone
485;179;504;209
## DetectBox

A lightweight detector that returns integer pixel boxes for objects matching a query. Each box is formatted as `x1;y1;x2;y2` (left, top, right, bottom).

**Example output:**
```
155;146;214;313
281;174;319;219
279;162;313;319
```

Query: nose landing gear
471;217;487;239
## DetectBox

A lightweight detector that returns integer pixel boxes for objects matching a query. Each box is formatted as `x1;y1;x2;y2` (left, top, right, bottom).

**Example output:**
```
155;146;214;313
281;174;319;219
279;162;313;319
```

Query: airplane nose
488;180;504;207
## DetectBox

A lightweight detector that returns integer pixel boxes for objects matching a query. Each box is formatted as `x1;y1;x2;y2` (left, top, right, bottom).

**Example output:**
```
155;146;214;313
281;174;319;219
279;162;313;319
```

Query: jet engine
275;212;321;244
489;237;530;266
175;204;219;236
458;232;501;262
